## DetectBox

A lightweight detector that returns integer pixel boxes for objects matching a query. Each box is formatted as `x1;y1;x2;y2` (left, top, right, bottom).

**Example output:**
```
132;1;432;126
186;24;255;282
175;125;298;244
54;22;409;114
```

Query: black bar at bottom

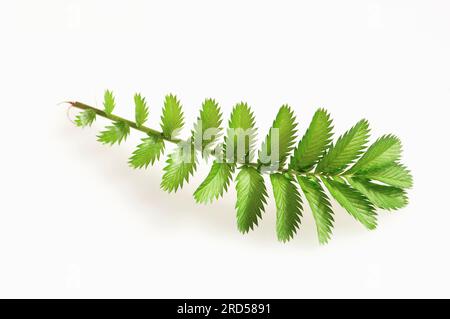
0;299;447;316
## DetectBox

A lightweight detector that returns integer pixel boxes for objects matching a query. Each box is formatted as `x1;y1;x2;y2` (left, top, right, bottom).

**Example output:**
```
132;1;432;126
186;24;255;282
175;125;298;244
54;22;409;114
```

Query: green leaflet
316;119;370;174
192;98;223;156
355;163;413;189
103;90;115;115
161;94;184;139
75;109;96;127
129;135;165;169
235;166;267;233
71;90;413;245
347;134;401;173
347;177;408;210
290;108;333;172
259;105;297;170
226;102;257;164
97;121;130;145
194;161;234;204
161;142;197;193
134;93;149;128
321;177;377;230
297;176;334;244
270;173;303;242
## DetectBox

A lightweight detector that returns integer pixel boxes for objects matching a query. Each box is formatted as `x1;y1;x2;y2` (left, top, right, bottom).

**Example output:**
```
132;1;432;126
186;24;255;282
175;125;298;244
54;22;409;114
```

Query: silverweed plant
66;90;412;244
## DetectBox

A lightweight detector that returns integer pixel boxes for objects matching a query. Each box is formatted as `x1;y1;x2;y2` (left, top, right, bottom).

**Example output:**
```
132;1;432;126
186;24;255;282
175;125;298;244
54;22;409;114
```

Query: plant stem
67;101;333;179
69;101;182;144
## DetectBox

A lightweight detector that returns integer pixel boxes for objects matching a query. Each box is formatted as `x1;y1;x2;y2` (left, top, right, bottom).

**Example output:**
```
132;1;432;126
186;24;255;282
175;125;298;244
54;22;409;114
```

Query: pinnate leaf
71;90;413;245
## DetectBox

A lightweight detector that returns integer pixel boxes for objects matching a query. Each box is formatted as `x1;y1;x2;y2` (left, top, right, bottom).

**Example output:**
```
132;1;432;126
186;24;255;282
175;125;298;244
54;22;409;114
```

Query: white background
0;0;449;298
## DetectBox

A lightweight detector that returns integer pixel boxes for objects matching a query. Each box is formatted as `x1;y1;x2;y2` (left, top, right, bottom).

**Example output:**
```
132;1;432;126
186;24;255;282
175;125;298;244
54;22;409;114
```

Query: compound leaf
70;91;413;245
